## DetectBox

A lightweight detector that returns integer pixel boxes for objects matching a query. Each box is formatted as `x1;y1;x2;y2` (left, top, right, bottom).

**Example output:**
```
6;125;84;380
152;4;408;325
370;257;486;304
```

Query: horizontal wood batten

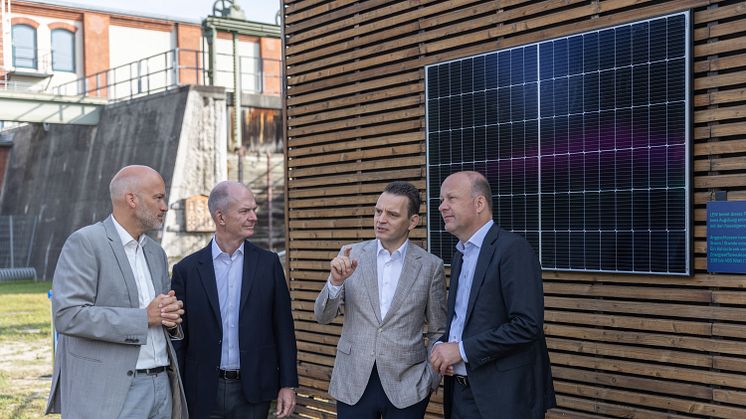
284;0;746;417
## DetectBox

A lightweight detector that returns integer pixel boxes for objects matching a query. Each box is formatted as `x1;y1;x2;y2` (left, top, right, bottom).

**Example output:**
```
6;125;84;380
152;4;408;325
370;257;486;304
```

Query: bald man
430;171;555;419
46;165;188;419
172;181;298;419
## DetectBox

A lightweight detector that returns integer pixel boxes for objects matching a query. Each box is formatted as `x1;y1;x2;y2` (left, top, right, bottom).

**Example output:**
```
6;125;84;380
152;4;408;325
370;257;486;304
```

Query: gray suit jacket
46;216;187;419
314;240;447;409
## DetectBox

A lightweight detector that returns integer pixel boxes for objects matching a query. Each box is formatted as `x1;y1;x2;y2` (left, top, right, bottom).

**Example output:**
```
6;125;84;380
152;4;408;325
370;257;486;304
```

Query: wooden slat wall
283;0;746;417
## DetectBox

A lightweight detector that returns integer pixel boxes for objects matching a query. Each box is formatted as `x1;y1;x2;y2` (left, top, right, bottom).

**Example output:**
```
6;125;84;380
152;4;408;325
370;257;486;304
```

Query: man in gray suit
46;165;188;419
315;181;447;419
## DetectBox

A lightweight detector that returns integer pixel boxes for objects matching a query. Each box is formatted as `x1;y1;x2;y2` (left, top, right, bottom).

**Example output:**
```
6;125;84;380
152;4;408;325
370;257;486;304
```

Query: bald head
439;171;493;242
109;165;167;238
110;165;163;207
461;171;493;213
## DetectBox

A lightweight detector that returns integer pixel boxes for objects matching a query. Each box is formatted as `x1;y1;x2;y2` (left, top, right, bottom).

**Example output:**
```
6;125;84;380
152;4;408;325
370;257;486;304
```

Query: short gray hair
208;180;254;218
207;181;234;216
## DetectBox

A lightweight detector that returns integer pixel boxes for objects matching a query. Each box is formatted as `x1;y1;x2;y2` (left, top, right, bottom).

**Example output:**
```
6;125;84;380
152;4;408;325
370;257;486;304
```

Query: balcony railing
51;48;280;102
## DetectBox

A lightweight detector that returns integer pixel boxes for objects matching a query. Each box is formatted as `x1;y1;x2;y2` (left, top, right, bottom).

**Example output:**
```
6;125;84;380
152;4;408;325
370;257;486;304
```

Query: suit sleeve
170;262;188;374
313;246;346;324
158;248;183;340
462;238;544;370
272;253;299;388
426;259;447;353
52;230;148;345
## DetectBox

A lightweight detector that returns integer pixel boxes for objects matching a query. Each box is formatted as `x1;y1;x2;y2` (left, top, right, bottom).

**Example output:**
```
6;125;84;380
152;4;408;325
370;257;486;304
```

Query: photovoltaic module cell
426;12;690;275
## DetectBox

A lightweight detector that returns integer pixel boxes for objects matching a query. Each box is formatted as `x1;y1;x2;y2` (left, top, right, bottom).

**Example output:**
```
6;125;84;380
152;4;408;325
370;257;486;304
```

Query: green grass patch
0;281;53;342
0;281;56;418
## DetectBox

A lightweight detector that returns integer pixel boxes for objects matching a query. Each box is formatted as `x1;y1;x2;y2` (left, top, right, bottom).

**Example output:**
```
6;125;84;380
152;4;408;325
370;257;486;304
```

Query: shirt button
378;328;382;333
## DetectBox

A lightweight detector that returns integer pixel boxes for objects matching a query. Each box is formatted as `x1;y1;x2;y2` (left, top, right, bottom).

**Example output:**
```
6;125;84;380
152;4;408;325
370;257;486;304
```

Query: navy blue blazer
441;224;556;419
171;240;298;419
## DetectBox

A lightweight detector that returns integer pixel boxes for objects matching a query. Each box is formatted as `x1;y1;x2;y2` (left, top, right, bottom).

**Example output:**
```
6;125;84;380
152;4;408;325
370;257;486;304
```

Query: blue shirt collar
211;236;244;260
455;219;494;253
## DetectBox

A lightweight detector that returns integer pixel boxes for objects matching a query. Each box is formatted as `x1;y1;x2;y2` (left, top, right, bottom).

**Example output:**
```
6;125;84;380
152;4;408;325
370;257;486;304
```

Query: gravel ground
0;337;56;419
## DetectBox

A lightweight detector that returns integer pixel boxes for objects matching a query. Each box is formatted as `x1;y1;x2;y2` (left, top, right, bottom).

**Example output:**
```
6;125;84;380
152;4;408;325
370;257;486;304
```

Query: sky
46;0;281;24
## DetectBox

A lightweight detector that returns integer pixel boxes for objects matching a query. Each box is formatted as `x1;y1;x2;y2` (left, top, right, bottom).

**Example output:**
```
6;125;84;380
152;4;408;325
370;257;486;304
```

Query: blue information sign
707;201;746;274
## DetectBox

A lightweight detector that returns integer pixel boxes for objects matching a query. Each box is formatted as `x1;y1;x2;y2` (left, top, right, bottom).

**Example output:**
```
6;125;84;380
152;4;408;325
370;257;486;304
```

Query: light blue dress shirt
211;238;244;370
448;219;494;375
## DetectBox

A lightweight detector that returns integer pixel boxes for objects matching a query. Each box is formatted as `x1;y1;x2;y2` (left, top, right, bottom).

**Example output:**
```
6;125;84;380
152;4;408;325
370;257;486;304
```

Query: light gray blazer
46;216;187;419
314;240;447;409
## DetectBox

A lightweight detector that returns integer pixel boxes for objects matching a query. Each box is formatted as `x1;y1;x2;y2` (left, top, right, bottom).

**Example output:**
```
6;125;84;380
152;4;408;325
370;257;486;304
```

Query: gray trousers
118;370;172;419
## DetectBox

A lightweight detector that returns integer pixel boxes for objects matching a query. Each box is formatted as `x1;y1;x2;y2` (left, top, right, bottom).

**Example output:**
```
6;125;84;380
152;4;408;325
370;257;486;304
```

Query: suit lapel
239;241;258;313
142;239;162;293
464;225;499;326
360;241;382;324
447;250;463;322
103;216;139;308
197;243;222;327
382;243;422;324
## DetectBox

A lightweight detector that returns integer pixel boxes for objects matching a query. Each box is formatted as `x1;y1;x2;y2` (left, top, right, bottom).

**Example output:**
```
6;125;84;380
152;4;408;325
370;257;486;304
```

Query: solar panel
426;12;690;275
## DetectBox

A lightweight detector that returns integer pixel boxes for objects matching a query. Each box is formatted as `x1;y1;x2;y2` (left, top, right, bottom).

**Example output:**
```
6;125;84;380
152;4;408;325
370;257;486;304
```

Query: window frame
12;24;38;69
51;28;76;72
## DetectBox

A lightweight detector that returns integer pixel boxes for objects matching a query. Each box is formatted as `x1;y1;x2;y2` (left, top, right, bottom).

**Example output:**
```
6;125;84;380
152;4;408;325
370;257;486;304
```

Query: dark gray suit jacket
441;224;556;419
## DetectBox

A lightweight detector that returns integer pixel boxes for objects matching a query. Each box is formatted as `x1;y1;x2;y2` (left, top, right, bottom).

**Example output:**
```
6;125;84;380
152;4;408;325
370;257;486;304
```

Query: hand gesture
146;290;184;328
430;342;463;375
330;246;358;286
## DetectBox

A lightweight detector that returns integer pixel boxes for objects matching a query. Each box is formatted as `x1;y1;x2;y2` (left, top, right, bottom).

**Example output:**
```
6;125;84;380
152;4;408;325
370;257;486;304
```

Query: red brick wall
83;12;109;96
260;37;280;95
176;23;202;85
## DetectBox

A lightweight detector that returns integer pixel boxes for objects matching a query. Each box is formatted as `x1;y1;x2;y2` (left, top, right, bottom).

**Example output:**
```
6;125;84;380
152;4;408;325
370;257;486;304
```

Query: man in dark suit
430;171;556;419
172;181;298;419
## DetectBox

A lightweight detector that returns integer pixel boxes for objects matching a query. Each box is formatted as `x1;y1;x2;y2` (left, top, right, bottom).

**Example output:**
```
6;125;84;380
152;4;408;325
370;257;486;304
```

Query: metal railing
8;46;53;76
0;215;39;280
51;48;280;102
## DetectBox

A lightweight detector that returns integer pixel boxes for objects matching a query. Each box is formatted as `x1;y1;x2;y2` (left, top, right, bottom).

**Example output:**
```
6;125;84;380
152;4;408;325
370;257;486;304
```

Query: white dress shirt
111;216;169;369
448;219;494;375
212;238;244;370
327;239;409;320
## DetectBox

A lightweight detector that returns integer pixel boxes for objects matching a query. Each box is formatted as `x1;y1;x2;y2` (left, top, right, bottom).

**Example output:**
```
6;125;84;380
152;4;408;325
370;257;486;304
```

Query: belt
219;369;240;380
135;366;167;376
454;375;469;387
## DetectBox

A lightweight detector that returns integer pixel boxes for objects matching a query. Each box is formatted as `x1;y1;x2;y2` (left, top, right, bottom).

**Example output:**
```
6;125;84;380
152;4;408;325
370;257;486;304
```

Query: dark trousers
450;378;481;419
337;365;430;419
209;377;270;419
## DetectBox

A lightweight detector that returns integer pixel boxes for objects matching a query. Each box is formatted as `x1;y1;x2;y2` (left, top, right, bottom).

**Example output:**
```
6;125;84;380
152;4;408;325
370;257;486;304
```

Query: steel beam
0;90;106;125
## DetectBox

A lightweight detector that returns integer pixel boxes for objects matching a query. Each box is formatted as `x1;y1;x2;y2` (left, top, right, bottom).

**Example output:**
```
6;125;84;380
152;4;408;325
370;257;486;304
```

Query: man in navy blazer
430;171;556;419
172;181;298;419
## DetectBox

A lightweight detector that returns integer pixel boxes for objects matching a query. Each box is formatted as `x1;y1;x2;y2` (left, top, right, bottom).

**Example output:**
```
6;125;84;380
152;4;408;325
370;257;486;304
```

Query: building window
51;29;75;72
12;24;37;69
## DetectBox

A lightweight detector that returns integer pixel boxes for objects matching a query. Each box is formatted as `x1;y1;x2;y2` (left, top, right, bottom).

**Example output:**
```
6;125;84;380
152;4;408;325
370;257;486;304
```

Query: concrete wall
160;85;227;264
0;85;226;279
0;143;10;198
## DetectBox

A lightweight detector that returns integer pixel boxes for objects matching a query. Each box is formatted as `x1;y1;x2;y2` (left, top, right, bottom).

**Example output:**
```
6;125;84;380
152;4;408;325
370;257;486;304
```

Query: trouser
337;365;430;419
118;369;172;419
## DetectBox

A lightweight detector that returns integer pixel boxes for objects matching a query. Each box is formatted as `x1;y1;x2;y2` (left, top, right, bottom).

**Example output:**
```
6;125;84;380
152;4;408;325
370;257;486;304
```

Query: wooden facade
283;0;746;417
